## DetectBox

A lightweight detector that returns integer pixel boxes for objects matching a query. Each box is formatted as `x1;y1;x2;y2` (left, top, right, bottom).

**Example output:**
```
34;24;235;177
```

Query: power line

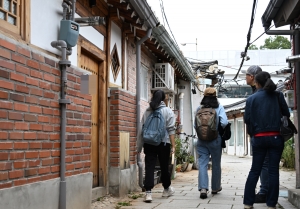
249;25;274;46
159;0;179;47
233;0;258;80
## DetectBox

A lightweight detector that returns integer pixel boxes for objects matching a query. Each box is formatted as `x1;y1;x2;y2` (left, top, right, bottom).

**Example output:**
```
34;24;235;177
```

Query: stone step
288;189;300;209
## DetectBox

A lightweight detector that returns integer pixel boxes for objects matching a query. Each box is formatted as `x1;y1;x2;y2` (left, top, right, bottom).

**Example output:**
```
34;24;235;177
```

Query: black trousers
144;142;171;191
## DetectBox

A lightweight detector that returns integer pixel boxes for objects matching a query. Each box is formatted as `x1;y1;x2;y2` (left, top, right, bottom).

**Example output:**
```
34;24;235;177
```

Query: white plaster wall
31;1;104;67
110;22;122;86
31;0;61;55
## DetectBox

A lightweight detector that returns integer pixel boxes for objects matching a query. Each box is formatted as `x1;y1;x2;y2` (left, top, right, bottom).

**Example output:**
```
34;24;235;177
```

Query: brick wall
109;89;136;166
0;37;91;189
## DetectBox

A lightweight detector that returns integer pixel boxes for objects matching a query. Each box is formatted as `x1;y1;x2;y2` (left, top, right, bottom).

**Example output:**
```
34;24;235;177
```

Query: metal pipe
71;0;76;21
266;30;297;35
287;54;300;62
295;31;300;189
51;40;71;209
62;2;68;20
136;28;152;189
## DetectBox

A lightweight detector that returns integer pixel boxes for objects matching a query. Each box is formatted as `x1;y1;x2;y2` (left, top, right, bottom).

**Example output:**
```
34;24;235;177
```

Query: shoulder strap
276;91;283;116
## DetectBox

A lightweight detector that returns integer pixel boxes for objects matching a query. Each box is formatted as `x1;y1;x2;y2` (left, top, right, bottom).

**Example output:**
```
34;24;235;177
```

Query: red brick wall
109;89;136;167
0;38;91;189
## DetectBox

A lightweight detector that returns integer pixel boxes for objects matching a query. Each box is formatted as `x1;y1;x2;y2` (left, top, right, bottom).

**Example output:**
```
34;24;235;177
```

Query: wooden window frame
110;43;120;82
0;0;30;42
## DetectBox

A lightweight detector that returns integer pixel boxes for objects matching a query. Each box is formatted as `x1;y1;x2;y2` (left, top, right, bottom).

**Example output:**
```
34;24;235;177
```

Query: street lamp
181;38;198;51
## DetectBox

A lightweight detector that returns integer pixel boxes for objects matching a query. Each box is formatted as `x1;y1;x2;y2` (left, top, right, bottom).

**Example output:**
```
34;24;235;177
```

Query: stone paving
120;154;297;209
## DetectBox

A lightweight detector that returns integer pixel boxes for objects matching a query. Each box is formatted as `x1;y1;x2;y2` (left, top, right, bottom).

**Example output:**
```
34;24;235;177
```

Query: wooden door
80;50;100;187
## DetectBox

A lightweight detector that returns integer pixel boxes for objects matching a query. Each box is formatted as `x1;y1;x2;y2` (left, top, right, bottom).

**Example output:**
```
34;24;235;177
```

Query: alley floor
91;154;297;209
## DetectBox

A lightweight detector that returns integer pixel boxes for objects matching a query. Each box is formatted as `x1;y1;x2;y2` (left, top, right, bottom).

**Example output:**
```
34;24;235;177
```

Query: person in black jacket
243;72;290;209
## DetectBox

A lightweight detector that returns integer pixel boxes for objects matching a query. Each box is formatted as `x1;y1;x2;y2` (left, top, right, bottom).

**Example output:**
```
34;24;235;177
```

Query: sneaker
254;193;266;203
268;207;276;209
144;192;152;203
212;187;222;194
200;189;208;199
244;205;253;209
162;186;175;197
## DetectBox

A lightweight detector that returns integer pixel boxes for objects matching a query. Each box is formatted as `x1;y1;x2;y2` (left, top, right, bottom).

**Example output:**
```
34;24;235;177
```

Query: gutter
152;25;195;82
130;0;159;190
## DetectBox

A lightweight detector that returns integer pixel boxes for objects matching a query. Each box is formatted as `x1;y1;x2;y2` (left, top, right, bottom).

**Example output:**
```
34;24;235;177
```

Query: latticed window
0;0;29;40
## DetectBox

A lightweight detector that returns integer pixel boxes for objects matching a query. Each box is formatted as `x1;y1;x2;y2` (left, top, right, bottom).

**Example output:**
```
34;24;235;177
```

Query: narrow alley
92;154;297;209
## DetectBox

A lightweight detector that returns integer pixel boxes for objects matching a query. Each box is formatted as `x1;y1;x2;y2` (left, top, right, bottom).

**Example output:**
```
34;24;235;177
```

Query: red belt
254;131;280;137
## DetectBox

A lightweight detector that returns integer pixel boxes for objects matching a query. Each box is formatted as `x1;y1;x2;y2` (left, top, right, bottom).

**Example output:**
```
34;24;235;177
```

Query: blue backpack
142;107;166;146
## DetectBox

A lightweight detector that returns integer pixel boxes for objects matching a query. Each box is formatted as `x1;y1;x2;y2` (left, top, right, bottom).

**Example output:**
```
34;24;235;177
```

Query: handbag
276;92;297;141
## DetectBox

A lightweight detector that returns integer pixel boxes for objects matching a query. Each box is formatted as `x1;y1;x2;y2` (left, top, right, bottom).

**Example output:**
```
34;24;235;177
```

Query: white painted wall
110;22;122;86
31;0;61;55
31;1;104;67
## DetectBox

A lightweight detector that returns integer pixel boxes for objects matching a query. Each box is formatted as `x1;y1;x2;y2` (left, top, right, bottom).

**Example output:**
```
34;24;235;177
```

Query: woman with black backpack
137;90;176;203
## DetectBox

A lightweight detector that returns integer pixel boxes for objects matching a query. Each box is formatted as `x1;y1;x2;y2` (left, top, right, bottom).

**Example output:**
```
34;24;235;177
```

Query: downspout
51;41;71;209
295;31;300;189
190;83;197;163
137;28;152;189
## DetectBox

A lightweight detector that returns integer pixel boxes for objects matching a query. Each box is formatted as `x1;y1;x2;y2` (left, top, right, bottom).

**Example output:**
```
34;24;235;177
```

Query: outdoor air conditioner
152;63;174;92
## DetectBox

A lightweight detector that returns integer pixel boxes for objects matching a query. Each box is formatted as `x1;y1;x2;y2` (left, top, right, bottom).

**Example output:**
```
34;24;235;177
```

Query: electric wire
159;0;179;47
233;0;258;80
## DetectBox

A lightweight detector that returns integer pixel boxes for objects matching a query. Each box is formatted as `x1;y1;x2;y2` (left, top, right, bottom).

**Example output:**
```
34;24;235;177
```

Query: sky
147;0;290;52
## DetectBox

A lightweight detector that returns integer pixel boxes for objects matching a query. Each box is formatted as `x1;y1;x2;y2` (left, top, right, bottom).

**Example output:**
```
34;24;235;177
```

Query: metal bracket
59;60;71;67
59;99;71;104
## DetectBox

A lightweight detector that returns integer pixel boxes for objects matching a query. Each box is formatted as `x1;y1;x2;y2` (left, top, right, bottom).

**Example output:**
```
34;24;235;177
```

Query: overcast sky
147;0;290;51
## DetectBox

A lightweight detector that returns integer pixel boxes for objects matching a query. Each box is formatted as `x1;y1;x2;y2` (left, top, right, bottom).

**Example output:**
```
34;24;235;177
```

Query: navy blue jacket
244;89;290;137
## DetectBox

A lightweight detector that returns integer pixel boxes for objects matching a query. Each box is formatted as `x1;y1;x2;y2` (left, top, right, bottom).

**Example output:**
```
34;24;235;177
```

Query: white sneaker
144;192;152;202
162;186;175;197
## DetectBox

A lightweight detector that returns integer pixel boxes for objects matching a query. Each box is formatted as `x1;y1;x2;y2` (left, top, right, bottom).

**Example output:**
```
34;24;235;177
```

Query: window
111;44;120;82
228;121;234;146
217;85;252;98
141;65;148;101
0;0;29;41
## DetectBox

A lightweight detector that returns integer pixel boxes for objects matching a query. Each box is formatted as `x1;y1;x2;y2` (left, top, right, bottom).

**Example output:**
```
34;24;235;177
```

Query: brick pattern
0;38;91;189
109;89;136;167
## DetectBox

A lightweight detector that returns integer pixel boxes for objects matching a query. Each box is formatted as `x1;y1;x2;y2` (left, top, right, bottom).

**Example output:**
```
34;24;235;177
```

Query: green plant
176;164;181;169
115;201;131;208
281;138;295;169
188;155;195;164
175;135;191;164
96;197;103;201
128;192;143;199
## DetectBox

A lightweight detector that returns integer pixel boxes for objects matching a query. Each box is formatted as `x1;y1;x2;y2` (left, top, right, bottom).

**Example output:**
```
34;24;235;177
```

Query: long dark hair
201;96;219;108
255;71;276;93
150;90;165;110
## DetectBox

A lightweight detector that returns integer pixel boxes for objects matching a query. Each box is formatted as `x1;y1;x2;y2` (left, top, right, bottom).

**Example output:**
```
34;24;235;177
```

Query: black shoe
254;193;266;203
212;187;222;194
200;189;208;199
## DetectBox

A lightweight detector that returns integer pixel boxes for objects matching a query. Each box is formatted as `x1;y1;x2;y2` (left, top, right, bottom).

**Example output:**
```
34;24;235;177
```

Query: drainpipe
190;83;197;163
295;31;300;189
51;40;71;209
136;28;152;189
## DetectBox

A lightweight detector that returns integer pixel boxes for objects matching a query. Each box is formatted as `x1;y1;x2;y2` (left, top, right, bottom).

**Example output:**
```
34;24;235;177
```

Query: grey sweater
137;101;176;152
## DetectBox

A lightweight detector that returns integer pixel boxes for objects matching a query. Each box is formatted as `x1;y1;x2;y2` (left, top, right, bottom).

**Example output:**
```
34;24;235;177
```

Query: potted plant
176;164;182;172
185;156;194;172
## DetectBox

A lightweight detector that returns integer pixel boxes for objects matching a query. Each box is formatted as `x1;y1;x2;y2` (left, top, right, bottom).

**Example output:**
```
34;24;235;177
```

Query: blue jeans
259;151;269;195
244;135;284;207
197;136;222;191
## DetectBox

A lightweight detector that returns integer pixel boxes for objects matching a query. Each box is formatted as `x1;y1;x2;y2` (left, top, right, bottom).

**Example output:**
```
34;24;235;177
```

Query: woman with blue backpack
137;90;176;203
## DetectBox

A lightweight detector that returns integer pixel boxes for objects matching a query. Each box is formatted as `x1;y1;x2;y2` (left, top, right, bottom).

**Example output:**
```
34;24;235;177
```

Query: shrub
281;137;295;169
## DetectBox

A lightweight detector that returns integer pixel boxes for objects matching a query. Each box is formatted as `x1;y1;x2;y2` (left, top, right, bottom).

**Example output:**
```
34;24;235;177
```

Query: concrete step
288;189;300;209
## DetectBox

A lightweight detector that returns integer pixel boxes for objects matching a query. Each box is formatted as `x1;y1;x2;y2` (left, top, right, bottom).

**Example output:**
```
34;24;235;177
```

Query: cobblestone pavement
91;154;297;209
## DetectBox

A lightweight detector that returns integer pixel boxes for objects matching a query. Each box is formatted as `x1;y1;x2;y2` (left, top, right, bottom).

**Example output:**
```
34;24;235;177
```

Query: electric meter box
59;20;80;48
283;90;294;108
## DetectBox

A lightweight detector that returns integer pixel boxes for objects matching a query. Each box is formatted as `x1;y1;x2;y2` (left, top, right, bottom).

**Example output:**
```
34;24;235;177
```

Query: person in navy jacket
243;72;290;209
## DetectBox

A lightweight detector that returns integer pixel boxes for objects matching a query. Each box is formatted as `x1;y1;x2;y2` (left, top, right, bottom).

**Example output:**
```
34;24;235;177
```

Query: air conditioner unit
152;63;174;92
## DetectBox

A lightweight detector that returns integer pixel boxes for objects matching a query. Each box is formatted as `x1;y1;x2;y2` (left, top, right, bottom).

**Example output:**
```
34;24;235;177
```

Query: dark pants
144;142;171;191
244;135;284;207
